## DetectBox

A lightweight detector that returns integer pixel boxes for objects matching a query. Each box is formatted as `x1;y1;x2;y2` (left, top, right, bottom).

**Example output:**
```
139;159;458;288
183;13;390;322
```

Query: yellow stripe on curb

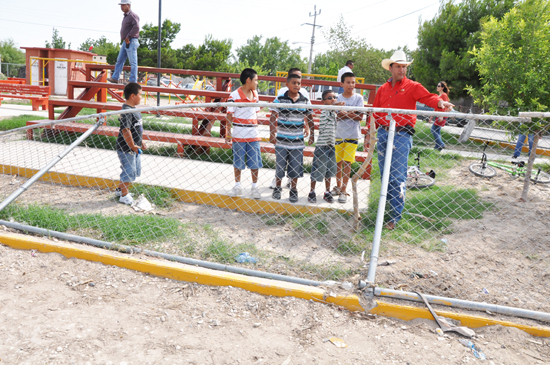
469;138;550;157
1;232;549;337
0;164;338;215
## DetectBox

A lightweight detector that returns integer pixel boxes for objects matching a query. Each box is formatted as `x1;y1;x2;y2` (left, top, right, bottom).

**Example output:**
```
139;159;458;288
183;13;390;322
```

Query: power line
0;18;118;34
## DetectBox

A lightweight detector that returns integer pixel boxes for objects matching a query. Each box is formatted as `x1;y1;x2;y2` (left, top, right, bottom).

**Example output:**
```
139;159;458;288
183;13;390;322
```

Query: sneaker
289;189;298;203
512;155;520;159
114;188;122;197
272;186;282;200
119;194;134;205
331;186;341;196
231;185;243;196
308;191;316;203
107;77;118;84
251;186;261;199
323;191;334;203
338;193;348;204
286;180;291;189
269;178;277;189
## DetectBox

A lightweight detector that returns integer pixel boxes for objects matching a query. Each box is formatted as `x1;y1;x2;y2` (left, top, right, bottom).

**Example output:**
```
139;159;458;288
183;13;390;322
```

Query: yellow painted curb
0;164;338;215
1;232;549;337
0;232;362;311
469;138;550;157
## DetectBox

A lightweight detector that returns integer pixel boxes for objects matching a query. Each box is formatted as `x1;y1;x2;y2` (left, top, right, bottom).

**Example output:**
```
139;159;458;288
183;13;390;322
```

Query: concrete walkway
0;139;370;214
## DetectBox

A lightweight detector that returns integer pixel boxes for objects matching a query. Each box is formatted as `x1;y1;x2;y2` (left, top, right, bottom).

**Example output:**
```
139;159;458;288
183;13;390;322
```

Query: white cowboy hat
118;0;131;5
381;50;413;71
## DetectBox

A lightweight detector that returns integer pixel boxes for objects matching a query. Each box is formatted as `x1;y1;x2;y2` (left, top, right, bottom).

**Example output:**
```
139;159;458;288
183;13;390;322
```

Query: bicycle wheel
530;170;550;184
406;175;435;189
469;163;497;178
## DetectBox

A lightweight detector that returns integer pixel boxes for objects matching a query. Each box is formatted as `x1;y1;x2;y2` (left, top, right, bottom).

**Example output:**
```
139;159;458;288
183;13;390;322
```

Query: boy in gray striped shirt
308;90;343;203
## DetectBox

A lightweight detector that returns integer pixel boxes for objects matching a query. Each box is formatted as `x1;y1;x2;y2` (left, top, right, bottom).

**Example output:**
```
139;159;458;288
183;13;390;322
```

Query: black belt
379;125;415;135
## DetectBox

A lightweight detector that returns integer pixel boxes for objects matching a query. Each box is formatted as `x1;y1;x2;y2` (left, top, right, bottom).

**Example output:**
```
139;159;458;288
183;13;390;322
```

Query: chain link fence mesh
1;102;549;315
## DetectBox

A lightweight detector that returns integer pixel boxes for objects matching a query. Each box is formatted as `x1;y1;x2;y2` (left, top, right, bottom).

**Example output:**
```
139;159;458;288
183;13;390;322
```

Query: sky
0;0;443;61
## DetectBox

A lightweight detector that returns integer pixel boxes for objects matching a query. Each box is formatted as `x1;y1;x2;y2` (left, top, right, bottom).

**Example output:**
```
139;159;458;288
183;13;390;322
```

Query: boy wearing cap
108;0;140;84
373;50;454;229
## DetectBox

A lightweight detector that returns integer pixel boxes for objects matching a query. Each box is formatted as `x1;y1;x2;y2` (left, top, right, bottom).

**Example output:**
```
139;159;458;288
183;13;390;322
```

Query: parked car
309;84;338;100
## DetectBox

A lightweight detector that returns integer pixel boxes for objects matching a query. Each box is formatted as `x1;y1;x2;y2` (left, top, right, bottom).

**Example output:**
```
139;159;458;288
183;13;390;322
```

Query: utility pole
157;0;162;109
302;6;322;74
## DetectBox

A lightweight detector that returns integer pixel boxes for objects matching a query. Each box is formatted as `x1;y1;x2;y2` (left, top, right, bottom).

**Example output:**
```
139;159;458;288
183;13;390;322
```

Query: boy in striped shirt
226;68;262;199
308;90;343;203
269;74;312;203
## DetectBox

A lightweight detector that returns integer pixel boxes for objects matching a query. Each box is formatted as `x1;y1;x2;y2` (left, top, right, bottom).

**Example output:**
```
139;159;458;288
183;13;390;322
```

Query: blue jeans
232;141;263;170
117;150;141;182
431;124;445;150
513;134;534;158
377;127;413;224
112;38;139;83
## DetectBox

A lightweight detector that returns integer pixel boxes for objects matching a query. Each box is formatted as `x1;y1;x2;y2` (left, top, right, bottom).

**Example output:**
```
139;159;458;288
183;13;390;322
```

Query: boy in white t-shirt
332;72;364;203
226;68;262;199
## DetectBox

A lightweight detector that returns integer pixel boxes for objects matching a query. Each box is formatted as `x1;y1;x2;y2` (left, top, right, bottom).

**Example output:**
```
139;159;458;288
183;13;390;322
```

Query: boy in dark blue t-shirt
115;82;146;205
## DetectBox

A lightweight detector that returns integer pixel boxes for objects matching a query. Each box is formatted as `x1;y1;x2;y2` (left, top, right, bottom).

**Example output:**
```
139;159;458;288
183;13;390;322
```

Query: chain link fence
1;102;549;317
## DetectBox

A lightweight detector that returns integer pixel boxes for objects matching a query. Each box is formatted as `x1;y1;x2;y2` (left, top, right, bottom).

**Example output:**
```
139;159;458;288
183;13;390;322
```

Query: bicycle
468;143;550;184
406;151;436;189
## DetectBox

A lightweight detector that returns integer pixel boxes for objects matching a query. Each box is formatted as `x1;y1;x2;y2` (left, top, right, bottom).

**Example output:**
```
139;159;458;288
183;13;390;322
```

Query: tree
45;28;71;49
315;16;393;85
139;20;181;50
0;38;25;77
178;35;233;72
78;36;120;57
469;0;550;200
414;0;515;99
236;36;306;75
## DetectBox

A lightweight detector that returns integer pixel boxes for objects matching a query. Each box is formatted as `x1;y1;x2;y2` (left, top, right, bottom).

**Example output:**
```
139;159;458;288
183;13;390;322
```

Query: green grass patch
129;184;177;208
0;204;70;232
0;114;46;131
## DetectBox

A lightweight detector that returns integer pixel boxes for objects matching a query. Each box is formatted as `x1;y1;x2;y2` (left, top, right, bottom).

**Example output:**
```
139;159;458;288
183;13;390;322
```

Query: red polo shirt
373;77;441;128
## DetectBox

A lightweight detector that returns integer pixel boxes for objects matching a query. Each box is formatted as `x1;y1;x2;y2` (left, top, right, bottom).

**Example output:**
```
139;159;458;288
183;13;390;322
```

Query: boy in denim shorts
308;90;344;203
115;82;145;205
269;74;312;203
226;68;262;199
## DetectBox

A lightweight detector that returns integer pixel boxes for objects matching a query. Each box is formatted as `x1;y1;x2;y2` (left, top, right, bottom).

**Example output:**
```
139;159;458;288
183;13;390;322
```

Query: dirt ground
1;231;550;365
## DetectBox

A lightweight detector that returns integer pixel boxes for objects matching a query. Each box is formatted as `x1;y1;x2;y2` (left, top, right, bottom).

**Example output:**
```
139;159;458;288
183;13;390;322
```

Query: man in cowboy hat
373;50;454;230
108;0;140;84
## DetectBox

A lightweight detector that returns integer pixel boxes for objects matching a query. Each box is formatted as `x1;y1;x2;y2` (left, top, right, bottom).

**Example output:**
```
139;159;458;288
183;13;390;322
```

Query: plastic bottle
235;252;258;264
459;339;486;360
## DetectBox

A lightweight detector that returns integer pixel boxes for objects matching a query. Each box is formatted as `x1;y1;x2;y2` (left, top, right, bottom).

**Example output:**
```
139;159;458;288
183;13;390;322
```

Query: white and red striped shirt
227;87;260;142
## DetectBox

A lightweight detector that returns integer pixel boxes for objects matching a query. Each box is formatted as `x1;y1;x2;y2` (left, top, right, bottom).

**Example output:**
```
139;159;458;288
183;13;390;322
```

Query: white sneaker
114;188;122;197
119;194;134;205
231;185;243;196
251;187;261;199
269;178;277;189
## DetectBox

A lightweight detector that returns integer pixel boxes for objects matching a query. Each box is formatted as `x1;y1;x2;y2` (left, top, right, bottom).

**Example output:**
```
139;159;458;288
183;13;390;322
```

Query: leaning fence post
0;117;106;213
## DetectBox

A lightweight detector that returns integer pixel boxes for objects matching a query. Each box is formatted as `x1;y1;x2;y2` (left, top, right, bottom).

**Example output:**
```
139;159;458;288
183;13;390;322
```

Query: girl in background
431;81;450;151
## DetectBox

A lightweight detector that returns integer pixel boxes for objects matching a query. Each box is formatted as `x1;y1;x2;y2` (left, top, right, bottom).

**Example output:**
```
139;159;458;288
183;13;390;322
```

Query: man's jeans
112;38;139;83
377;127;413;224
513;134;534;158
431;124;445;150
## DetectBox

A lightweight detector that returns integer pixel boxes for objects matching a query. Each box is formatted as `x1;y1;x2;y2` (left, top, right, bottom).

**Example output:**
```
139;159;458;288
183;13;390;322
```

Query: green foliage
0;38;26;72
315;16;394;84
469;0;550;134
140;20;181;50
45;28;71;49
0;204;70;232
128;184;176;208
78;36;120;58
414;0;515;99
182;35;233;72
235;35;307;75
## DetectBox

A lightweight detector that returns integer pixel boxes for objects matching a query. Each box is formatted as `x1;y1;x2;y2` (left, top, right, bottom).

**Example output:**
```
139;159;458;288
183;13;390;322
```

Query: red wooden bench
25;119;372;179
0;84;51;111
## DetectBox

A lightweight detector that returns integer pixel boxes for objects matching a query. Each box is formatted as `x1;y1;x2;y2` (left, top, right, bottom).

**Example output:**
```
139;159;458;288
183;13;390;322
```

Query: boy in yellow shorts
333;72;364;203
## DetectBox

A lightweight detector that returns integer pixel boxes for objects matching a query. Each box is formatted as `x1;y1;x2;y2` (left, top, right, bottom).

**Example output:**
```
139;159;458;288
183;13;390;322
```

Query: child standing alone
226;68;262;199
115;82;146;205
307;90;343;203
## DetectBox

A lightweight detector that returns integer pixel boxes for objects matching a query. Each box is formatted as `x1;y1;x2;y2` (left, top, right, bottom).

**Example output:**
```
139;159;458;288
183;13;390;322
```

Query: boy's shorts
118;150;141;183
275;147;304;179
311;145;336;182
335;139;358;163
233;141;263;170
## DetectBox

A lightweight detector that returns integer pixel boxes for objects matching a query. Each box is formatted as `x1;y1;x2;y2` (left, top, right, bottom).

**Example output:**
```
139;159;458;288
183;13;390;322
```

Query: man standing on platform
337;60;354;94
373;50;454;230
108;0;140;84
